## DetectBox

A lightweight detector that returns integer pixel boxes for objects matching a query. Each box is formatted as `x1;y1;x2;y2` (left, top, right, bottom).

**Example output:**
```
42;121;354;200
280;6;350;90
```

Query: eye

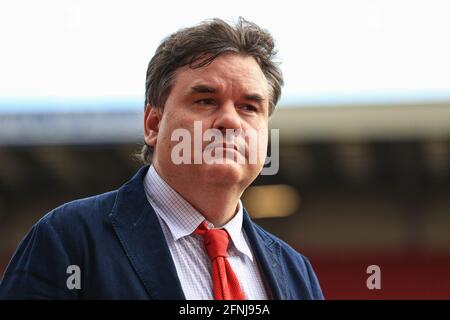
240;104;258;112
195;98;216;106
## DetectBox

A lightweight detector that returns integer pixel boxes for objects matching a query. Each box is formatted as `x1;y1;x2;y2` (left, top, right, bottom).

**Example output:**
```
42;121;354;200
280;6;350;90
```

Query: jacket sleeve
0;215;79;299
301;254;325;300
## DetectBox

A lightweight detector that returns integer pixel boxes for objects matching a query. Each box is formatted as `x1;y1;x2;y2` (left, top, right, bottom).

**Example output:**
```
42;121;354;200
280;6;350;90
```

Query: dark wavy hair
139;17;283;164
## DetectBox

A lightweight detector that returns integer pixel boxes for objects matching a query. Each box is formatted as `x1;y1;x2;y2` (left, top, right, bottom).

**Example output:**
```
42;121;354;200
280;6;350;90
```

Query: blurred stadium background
1;0;449;299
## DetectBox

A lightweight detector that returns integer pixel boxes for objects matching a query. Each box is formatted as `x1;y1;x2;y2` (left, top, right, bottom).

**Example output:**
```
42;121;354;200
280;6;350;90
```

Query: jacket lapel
242;208;290;300
109;166;185;300
108;165;290;300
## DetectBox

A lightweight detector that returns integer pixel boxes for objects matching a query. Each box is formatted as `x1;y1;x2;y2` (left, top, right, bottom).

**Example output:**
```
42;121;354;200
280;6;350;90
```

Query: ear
144;104;162;148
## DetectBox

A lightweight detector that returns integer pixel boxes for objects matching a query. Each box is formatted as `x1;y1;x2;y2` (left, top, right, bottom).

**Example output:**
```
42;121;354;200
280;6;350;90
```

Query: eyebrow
189;84;266;104
190;84;217;94
244;93;265;103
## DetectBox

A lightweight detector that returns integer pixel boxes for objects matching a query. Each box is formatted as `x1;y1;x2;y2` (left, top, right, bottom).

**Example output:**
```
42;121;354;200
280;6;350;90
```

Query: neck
186;188;241;227
153;164;244;227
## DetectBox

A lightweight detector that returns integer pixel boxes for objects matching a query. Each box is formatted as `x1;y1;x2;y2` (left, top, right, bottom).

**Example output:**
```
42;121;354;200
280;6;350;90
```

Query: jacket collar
109;165;288;300
242;208;288;300
144;165;254;261
109;165;185;300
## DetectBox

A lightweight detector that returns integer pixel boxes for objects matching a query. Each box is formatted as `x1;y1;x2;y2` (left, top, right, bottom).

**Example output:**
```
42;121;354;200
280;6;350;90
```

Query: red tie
194;221;246;300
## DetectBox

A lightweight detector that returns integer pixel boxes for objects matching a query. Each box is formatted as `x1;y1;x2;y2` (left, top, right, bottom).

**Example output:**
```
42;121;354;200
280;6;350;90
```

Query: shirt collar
216;202;253;261
143;165;253;261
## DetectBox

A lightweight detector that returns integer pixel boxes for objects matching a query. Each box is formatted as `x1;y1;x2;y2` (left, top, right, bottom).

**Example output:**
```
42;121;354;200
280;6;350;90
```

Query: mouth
203;142;246;160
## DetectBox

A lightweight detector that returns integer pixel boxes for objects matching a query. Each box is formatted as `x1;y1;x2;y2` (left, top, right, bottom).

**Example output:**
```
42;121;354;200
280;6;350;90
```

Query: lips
203;141;246;159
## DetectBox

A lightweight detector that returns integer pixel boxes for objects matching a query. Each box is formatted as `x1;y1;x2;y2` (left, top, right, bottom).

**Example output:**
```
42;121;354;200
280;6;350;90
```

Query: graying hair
138;17;283;164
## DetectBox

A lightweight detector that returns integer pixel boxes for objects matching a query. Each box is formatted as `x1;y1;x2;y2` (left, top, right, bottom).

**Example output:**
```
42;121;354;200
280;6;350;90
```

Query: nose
212;101;242;134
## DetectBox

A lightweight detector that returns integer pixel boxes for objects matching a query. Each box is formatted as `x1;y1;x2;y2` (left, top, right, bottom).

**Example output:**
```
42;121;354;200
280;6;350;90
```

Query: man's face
145;53;270;190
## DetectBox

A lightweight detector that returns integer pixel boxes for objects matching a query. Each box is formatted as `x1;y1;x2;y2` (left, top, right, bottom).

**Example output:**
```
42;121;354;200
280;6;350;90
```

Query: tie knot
195;221;230;260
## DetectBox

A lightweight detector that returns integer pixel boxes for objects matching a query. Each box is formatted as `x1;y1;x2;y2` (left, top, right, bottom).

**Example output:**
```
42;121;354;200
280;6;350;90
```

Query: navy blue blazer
0;166;323;300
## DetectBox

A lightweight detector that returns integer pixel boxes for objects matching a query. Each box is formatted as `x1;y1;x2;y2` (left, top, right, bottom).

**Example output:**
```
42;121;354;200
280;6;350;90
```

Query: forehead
173;54;269;95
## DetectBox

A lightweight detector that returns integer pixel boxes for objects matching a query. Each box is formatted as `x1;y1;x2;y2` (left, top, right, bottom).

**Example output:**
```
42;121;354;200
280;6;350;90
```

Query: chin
202;162;245;183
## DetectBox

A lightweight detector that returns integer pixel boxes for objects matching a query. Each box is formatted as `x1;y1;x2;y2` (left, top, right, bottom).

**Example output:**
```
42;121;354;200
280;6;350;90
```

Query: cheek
253;121;269;165
154;115;178;154
257;134;269;165
157;116;197;154
158;110;184;138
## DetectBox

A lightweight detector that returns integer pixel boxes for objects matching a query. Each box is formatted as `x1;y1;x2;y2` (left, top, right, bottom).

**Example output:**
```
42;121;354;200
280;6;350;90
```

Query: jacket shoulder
251;222;304;258
251;223;324;299
39;190;118;228
0;190;119;299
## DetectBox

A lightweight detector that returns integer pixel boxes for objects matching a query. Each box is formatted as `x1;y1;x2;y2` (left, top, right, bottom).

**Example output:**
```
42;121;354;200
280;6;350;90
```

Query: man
0;18;323;300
